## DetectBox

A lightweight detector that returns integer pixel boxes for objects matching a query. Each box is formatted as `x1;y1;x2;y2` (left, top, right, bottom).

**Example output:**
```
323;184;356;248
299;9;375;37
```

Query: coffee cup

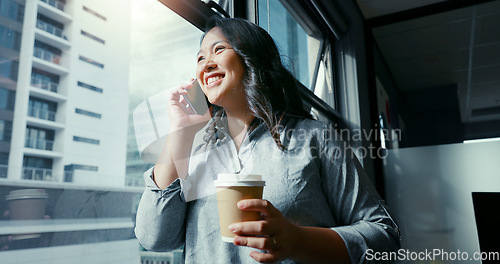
214;174;265;243
6;189;48;240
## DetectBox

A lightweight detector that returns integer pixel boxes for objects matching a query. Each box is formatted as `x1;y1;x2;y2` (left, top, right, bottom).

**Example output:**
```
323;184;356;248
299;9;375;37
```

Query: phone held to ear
183;80;210;115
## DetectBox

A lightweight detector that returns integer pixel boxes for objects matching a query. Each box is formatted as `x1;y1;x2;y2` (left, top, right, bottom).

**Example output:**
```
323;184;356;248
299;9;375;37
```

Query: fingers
180;79;196;91
250;250;282;263
234;236;282;263
167;80;198;115
229;220;276;236
233;235;276;251
237;199;281;218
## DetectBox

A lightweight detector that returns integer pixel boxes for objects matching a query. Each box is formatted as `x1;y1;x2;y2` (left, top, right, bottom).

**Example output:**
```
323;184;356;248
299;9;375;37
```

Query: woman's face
196;27;246;111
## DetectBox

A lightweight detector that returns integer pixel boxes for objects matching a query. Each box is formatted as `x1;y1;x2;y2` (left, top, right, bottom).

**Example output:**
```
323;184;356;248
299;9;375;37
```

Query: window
82;5;106;21
37;14;65;38
79;55;104;68
40;0;65;11
2;0;207;262
22;156;53;180
258;0;322;89
0;152;7;178
23;156;52;168
0;120;12;142
25;126;54;150
0;56;19;80
0;25;21;50
0;0;24;22
77;81;103;93
28;97;57;121
0;87;15;110
34;40;62;64
75;108;102;119
81;30;105;44
65;164;98;171
73;136;100;145
31;68;60;92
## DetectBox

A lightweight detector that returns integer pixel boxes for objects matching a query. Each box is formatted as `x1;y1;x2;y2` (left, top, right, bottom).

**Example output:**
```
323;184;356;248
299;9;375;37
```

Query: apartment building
1;0;141;263
3;0;130;187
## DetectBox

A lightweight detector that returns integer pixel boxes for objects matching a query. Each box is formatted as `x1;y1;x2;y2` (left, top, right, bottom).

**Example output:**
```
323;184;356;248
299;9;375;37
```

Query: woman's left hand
228;199;302;263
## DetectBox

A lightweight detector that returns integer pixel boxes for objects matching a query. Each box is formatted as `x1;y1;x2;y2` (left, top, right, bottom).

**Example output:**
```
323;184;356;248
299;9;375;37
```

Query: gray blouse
135;116;400;263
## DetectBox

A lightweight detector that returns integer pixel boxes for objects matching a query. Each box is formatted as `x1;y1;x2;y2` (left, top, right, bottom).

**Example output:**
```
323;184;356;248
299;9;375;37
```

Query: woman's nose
202;57;217;72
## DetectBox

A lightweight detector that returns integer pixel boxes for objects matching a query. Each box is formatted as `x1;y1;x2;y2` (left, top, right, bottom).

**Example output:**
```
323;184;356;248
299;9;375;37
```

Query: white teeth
207;75;222;85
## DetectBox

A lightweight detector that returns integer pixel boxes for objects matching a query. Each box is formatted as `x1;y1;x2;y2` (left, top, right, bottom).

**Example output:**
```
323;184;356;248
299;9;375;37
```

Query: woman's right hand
167;80;211;133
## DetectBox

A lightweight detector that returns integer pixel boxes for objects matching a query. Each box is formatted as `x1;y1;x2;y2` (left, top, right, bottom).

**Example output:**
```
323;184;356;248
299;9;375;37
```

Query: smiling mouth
207;75;224;85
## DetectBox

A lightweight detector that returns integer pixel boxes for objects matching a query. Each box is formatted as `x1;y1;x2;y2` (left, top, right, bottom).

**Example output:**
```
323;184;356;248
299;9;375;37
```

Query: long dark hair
202;17;312;149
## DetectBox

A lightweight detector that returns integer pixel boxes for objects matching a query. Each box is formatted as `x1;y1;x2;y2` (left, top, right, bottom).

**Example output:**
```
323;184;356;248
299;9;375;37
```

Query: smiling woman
134;17;400;264
196;27;247;113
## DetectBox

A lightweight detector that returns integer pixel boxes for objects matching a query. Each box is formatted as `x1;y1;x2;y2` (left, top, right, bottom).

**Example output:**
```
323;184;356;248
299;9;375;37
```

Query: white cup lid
6;189;48;200
214;174;265;187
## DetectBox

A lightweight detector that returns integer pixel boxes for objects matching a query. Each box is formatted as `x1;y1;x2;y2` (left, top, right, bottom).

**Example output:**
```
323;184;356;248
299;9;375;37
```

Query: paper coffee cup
214;174;265;243
6;189;48;240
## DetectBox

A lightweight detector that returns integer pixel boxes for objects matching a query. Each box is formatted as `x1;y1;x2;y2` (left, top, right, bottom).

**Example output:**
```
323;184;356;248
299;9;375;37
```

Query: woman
135;17;400;263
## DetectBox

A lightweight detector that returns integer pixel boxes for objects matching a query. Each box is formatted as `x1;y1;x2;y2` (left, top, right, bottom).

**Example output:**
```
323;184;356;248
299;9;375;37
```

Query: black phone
183;80;210;115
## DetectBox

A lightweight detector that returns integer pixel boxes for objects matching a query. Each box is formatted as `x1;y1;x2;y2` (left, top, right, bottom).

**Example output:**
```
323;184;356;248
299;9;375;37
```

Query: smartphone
183;80;210;115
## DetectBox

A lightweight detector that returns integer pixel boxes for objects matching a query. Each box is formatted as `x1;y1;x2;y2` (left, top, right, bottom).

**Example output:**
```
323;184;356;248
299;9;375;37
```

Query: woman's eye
197;56;204;63
215;46;225;52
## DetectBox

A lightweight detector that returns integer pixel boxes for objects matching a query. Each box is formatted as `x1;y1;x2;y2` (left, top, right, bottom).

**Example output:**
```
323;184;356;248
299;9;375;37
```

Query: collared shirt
135;116;400;264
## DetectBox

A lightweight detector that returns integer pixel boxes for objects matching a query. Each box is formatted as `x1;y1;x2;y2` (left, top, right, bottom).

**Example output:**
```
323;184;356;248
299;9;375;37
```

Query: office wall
383;141;500;262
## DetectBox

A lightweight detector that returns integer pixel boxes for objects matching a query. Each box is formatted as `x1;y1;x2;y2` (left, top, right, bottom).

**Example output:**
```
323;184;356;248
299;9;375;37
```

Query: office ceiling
356;0;500;124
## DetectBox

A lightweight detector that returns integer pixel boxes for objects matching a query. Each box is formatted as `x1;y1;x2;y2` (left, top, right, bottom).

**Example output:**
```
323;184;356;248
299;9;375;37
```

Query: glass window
0;25;21;50
78;55;104;68
77;81;103;93
258;0;322;89
28;97;57;121
0;0;24;22
83;5;107;21
73;136;100;145
0;119;12;141
81;30;105;44
0;87;15;110
75;108;102;119
0;56;18;80
1;0;201;262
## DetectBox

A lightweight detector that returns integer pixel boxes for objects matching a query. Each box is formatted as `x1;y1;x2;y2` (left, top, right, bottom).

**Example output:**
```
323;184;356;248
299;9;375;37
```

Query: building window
25;126;54;150
83;5;107;21
23;156;52;168
34;40;62;64
81;30;105;44
258;0;322;89
0;25;21;50
0;56;19;81
0;120;12;142
39;0;65;11
73;136;100;145
37;14;65;39
75;108;102;119
65;164;98;171
0;87;15;110
79;55;104;68
77;81;103;93
0;152;8;178
28;97;57;121
22;156;53;181
31;68;59;93
0;0;24;22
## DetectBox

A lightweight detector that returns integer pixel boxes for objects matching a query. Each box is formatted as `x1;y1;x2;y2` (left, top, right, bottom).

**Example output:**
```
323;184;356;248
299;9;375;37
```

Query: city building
1;0;141;263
